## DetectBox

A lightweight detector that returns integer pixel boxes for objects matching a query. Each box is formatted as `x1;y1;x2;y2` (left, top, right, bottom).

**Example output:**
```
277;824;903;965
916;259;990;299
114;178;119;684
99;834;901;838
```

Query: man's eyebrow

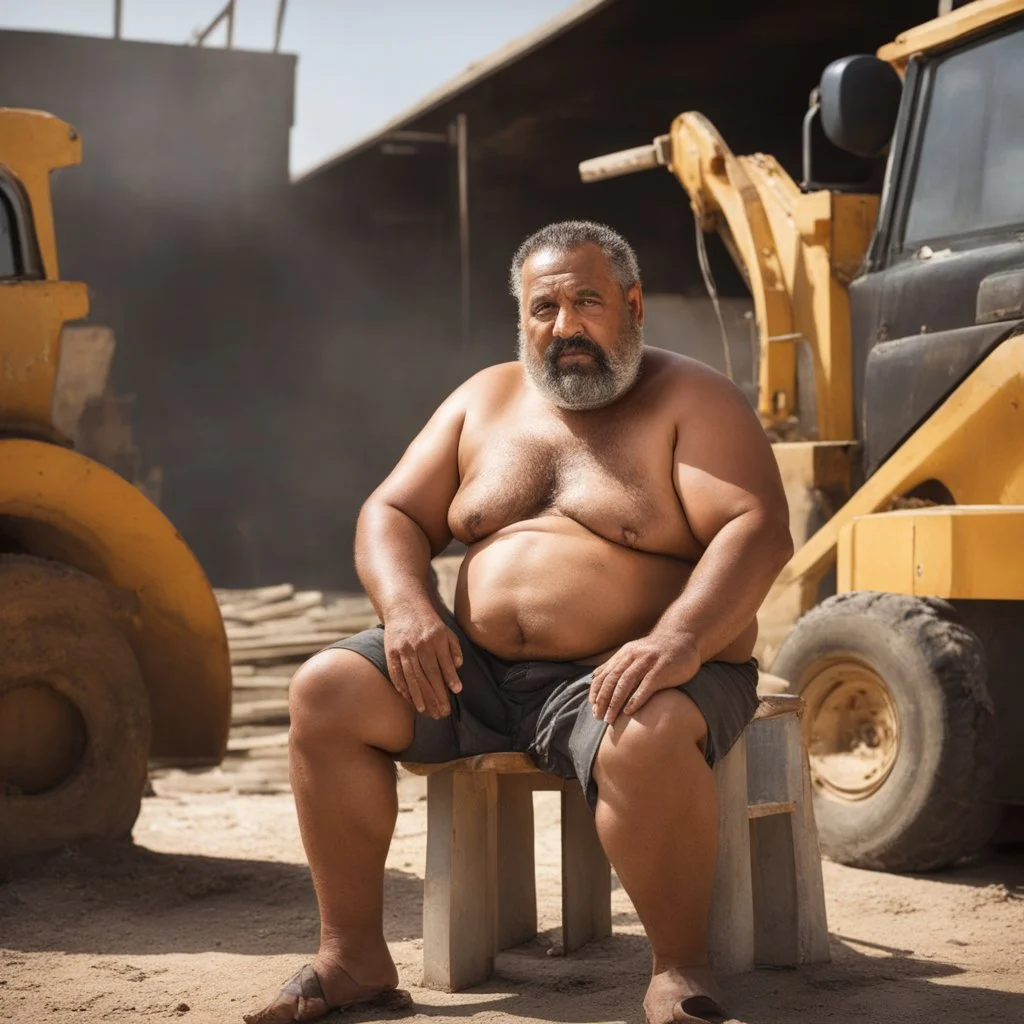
576;288;603;299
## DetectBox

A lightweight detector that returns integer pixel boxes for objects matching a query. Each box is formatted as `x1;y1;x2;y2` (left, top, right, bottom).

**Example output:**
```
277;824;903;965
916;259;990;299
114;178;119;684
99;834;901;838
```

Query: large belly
454;515;694;662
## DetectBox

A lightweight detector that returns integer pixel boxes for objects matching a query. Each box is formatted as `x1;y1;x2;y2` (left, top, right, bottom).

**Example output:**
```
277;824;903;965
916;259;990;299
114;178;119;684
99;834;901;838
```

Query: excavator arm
580;113;878;443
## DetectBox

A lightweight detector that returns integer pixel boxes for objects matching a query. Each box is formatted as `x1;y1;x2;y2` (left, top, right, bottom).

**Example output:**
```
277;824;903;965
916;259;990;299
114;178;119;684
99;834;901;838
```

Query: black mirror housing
819;55;903;158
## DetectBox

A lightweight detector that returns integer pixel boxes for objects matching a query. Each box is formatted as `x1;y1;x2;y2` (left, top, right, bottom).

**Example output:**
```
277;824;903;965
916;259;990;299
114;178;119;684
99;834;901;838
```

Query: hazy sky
0;0;578;175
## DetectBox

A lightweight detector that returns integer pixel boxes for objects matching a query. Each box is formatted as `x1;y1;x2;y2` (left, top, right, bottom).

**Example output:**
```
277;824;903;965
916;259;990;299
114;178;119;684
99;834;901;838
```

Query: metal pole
274;0;289;52
456;113;470;348
226;0;235;49
113;0;123;39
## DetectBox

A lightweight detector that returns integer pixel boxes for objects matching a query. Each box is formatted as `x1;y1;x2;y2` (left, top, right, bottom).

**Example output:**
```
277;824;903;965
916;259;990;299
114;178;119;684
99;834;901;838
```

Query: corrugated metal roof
294;0;616;182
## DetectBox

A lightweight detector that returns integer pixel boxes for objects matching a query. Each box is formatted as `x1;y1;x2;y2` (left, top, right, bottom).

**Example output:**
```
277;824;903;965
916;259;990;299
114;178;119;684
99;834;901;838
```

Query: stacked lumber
219;557;463;765
219;584;379;666
218;584;379;739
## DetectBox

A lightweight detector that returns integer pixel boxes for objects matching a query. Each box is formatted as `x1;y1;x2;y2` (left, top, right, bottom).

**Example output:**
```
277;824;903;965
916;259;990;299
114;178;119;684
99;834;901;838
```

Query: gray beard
517;317;644;411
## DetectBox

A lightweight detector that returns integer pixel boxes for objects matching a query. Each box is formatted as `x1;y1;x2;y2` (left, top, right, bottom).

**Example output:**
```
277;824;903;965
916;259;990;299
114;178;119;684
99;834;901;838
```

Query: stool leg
422;771;498;991
747;715;830;966
561;781;611;953
791;743;830;963
497;774;538;949
709;735;755;974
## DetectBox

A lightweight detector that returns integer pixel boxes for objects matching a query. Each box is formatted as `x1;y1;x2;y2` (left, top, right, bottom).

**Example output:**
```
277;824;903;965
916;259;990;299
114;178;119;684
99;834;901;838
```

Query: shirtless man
246;221;792;1024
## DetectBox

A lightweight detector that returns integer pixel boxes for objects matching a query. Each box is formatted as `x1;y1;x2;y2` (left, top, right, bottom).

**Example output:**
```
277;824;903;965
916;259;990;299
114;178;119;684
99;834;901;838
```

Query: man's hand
383;608;464;719
589;632;701;725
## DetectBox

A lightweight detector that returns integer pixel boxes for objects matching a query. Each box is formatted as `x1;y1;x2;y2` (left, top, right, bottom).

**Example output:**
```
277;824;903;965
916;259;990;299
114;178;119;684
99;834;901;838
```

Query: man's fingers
590;653;624;707
592;660;632;721
603;663;647;725
399;653;431;716
439;635;463;694
385;651;413;705
417;648;451;718
447;630;464;673
624;668;671;716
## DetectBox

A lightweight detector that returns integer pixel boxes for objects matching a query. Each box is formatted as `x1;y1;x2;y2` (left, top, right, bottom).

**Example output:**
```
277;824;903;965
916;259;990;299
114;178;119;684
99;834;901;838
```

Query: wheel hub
801;658;899;802
0;681;86;795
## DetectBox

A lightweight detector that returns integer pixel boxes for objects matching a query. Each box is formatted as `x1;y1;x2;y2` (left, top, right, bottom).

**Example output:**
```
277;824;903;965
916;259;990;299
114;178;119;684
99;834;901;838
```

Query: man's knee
597;690;709;779
289;649;414;752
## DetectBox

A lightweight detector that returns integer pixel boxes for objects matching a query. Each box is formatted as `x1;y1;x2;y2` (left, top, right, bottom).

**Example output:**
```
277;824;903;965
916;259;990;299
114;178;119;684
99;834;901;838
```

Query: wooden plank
708;735;755;974
217;584;294;618
750;812;800;966
560;782;612;954
746;712;802;809
496;774;538;950
753;694;804;721
231;698;290;727
231;676;292;691
747;801;798;819
233;591;325;623
229;632;341;651
226;731;289;753
791;722;831;964
422;771;498;991
750;715;829;967
403;753;541;777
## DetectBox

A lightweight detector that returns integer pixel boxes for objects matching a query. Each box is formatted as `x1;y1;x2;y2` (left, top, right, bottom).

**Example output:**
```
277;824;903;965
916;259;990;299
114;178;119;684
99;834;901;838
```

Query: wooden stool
403;693;829;991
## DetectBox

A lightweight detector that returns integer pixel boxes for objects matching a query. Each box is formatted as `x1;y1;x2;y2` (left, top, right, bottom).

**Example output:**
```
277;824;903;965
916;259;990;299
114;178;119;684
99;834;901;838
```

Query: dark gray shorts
325;607;759;810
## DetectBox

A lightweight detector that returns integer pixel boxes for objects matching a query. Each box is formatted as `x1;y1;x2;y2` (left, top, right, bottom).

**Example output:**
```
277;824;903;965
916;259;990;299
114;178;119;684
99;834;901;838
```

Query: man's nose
552;303;582;338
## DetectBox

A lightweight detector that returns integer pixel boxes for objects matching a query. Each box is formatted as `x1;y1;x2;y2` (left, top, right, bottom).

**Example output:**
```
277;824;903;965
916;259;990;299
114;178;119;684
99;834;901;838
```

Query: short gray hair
508;220;641;300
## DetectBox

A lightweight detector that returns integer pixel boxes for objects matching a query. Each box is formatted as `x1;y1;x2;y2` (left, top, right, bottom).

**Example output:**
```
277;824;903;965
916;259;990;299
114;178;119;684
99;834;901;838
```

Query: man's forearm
655;512;793;662
354;500;441;622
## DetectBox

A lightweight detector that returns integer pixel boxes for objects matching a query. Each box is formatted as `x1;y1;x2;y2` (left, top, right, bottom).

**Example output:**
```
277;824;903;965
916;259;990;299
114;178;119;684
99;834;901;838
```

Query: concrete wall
0;30;296;586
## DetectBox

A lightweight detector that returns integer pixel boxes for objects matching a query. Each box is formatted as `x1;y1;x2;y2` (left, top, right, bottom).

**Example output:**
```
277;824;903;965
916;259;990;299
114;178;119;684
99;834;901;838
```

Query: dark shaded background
0;0;935;588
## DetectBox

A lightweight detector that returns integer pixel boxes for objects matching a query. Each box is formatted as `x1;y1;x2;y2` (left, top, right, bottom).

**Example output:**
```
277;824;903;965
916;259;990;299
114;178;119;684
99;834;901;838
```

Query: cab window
902;22;1024;247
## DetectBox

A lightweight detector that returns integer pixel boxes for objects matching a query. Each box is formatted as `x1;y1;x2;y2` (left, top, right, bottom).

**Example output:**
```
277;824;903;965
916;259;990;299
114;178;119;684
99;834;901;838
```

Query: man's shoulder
642;347;744;403
457;361;523;408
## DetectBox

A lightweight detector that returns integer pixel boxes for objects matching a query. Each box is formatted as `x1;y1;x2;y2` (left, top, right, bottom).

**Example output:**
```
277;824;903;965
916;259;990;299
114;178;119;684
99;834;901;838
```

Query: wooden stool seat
403;693;829;991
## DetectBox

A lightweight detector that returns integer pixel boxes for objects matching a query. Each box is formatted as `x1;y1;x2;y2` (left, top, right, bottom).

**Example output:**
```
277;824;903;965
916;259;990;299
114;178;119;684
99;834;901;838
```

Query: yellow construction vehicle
581;0;1024;871
0;109;231;858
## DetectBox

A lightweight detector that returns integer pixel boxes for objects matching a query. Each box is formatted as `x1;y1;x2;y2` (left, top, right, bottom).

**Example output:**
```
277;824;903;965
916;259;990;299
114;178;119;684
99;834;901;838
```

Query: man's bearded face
518;308;644;411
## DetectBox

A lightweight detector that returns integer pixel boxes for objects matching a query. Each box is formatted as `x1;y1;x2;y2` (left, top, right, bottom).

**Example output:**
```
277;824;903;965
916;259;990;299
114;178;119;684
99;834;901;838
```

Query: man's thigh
529;658;760;809
323;623;514;764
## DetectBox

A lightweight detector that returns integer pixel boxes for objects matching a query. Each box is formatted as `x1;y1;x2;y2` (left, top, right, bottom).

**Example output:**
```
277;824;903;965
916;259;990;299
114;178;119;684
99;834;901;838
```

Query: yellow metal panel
911;512;954;595
838;513;918;594
0;108;82;281
838;506;1024;599
779;333;1024;608
879;0;1024;69
0;439;231;763
0;281;88;434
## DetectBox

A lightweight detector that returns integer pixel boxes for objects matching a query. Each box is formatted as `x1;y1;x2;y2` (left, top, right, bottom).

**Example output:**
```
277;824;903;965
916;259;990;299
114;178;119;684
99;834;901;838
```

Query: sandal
243;963;412;1023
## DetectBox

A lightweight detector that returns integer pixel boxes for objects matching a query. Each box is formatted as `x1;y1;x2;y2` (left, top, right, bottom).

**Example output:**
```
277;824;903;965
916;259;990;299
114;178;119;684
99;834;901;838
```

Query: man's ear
626;282;644;326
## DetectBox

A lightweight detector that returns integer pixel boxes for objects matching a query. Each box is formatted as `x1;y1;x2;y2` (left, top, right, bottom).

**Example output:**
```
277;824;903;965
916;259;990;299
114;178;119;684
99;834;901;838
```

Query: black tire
772;591;998;872
0;554;150;859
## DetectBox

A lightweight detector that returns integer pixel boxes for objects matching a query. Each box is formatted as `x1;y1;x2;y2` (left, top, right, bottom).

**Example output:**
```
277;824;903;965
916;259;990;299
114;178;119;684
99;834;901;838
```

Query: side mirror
819;55;903;158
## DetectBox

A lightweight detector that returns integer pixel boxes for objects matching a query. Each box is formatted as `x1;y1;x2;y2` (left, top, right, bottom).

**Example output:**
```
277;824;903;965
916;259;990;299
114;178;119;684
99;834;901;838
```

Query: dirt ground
1;747;1022;1024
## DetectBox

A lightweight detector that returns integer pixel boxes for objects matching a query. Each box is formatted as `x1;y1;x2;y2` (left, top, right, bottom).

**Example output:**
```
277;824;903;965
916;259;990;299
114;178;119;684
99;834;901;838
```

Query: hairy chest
448;425;692;554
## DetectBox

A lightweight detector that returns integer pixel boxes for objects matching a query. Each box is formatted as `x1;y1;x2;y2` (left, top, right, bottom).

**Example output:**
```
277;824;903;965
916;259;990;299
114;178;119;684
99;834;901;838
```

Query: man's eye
533;303;554;314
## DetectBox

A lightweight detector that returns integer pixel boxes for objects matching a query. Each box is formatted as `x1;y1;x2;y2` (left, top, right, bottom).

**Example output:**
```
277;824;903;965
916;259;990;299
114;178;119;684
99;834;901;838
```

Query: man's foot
243;958;411;1024
643;965;727;1024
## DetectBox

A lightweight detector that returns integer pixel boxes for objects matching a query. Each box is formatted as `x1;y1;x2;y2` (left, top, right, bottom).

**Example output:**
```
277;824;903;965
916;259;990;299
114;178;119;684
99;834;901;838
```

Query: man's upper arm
672;368;789;547
366;379;475;556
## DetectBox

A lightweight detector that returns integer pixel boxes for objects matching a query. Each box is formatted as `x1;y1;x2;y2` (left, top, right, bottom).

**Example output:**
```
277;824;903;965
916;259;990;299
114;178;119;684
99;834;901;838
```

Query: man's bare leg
592;690;725;1024
245;649;415;1021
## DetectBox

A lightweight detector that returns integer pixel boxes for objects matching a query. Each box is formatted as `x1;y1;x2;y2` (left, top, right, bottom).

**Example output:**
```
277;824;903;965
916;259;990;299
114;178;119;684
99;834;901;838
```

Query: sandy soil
1;747;1022;1024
